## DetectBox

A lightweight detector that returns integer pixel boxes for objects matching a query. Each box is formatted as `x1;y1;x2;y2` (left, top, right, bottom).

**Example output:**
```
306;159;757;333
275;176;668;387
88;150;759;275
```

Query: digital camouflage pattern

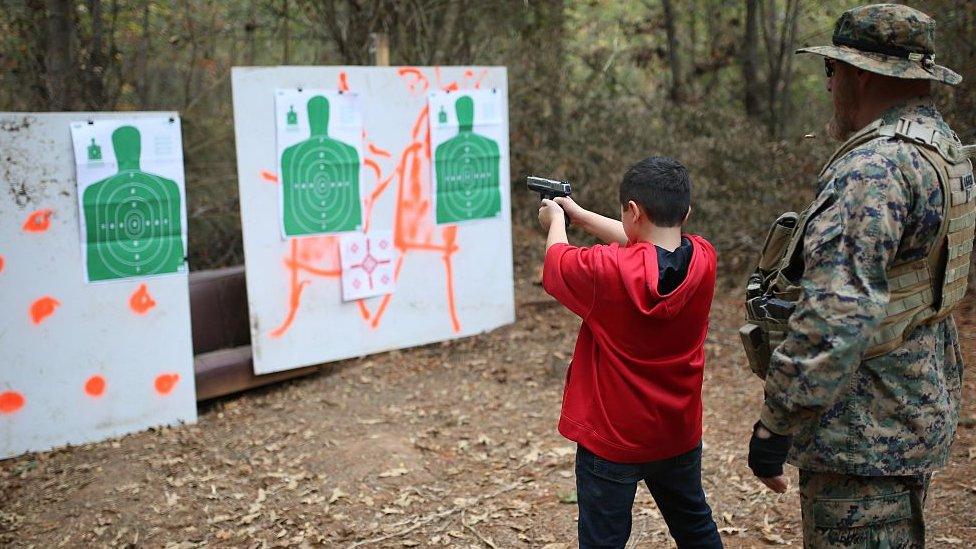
759;100;966;475
800;470;928;548
797;3;962;86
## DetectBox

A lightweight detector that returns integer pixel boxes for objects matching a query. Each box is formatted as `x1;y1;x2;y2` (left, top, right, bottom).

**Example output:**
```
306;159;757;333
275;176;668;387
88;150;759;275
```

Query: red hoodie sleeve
542;243;599;318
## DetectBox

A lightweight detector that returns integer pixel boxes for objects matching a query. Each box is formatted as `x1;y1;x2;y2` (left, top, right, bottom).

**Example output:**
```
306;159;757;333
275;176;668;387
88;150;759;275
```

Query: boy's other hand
553;196;585;224
538;199;565;228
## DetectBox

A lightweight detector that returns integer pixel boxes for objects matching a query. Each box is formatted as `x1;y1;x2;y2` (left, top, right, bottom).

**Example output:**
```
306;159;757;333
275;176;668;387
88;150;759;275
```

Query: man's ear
683;206;691;224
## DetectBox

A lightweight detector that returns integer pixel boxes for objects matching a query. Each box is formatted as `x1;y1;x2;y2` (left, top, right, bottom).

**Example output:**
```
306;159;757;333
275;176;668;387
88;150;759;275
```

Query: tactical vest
740;117;976;379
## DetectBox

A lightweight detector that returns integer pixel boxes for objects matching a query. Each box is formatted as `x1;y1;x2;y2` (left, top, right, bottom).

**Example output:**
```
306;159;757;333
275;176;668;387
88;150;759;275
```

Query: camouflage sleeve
760;150;912;435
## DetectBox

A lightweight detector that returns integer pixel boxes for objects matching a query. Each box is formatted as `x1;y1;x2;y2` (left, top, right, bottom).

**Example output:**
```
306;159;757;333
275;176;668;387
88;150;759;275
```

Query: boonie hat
796;3;961;86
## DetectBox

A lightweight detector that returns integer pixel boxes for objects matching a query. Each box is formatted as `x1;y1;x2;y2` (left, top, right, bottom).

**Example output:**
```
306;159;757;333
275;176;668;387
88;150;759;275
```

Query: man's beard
827;75;859;141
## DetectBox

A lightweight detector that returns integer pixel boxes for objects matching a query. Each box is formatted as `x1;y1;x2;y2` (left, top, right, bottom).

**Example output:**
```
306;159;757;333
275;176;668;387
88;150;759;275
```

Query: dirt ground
3;226;975;548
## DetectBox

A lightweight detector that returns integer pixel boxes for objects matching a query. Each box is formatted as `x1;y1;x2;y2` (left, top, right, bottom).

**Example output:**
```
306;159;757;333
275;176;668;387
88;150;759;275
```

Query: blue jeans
575;442;723;548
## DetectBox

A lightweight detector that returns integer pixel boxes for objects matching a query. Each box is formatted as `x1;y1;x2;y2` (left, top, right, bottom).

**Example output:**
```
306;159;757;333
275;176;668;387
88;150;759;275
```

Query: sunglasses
824;58;835;78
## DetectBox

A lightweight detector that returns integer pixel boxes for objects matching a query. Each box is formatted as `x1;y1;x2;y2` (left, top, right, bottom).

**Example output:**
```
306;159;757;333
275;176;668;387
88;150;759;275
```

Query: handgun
526;176;572;200
527;176;573;226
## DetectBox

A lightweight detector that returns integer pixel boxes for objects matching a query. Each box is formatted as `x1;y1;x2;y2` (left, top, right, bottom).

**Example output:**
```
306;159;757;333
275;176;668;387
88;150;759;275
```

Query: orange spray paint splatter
0;255;4;274
154;373;180;395
0;391;25;414
29;296;60;324
397;67;429;94
368;143;392;158
22;209;53;233
339;72;350;92
260;170;279;184
84;375;106;397
129;284;156;314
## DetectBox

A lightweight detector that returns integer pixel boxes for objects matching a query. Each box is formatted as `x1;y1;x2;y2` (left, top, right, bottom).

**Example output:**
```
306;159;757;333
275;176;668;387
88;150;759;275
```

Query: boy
538;157;722;548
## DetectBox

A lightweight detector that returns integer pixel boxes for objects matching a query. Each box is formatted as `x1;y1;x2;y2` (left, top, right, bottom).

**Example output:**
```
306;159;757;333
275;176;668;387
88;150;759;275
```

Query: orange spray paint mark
129;284;156;314
357;300;372;321
260;170;279;184
22;209;53;233
0;391;25;414
364;158;382;181
441;226;462;333
339;72;350;92
270;239;316;338
154;373;180;395
397;67;429;94
472;68;489;89
368;143;392;158
84;375;106;397
30;296;60;324
0;255;4;274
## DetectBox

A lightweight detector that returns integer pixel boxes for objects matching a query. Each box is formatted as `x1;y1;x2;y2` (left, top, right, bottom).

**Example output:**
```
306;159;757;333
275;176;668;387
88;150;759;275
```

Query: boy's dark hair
619;156;691;227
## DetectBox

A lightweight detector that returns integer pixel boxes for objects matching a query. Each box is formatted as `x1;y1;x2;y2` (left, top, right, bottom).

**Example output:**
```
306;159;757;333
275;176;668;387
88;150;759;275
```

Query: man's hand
553;196;585;225
538;198;565;228
748;421;792;494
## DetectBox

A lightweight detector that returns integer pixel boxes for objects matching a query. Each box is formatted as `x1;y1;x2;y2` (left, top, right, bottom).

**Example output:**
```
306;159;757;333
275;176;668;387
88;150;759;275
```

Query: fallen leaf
329;487;347;503
557;490;577;504
379;467;409;478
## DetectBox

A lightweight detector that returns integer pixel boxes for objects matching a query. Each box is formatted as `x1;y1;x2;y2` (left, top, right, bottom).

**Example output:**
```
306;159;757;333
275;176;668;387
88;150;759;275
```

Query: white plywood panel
0;112;197;459
232;67;514;374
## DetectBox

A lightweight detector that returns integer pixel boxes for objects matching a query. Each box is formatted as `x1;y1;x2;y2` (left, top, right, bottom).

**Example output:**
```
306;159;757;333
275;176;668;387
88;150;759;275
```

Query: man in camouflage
745;4;972;547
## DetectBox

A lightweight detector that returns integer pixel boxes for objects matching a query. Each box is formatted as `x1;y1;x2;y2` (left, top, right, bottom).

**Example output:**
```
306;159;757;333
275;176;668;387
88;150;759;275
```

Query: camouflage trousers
799;470;930;548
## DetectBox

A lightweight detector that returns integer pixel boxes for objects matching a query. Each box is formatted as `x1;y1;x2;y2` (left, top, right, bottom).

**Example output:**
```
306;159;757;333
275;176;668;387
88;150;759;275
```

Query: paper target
276;90;364;237
71;119;188;283
430;91;503;225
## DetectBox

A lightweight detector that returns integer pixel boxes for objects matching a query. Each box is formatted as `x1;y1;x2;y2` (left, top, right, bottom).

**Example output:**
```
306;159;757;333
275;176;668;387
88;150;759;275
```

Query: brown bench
189;266;318;400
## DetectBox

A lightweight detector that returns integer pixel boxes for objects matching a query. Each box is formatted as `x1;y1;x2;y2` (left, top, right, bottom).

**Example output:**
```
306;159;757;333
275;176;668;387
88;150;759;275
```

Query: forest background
2;0;975;278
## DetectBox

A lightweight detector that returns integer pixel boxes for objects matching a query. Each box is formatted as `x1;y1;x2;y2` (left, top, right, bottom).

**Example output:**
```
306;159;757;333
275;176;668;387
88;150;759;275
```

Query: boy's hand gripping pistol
527;176;572;226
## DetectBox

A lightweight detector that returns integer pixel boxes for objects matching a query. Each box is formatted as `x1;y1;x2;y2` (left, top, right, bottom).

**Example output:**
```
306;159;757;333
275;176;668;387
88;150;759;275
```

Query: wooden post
370;33;390;66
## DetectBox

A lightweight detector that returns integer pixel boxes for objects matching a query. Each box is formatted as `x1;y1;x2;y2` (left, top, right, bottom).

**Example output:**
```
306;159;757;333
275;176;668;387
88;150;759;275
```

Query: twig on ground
462;510;499;549
347;479;526;548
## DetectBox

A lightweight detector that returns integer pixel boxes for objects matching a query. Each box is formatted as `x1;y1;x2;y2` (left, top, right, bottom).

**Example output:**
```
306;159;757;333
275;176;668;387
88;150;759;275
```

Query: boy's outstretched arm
539;199;568;250
554;197;627;245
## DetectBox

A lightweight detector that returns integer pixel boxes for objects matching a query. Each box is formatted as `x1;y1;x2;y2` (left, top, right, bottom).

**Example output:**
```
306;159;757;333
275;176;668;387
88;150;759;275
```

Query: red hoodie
543;235;717;463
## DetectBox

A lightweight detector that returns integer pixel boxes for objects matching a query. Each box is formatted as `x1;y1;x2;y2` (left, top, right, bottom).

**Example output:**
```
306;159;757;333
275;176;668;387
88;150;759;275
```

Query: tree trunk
44;0;74;110
246;0;257;65
138;1;151;106
742;0;761;116
282;0;290;64
86;0;106;109
662;0;687;104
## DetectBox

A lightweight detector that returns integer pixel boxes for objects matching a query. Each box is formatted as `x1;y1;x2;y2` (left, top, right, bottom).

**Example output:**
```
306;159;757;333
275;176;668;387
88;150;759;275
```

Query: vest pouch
757;212;799;273
739;322;771;378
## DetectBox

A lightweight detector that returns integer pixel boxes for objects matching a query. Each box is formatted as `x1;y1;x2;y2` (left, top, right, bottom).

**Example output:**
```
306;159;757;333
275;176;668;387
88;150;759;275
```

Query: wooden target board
232;66;515;375
0;112;196;459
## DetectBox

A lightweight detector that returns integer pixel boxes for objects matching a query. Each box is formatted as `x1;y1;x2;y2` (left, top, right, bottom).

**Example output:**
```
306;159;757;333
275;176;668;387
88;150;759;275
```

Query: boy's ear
627;200;644;223
683;206;691;224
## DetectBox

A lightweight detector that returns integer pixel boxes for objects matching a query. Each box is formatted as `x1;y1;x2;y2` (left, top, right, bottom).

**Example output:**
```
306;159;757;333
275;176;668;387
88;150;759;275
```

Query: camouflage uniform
757;4;969;547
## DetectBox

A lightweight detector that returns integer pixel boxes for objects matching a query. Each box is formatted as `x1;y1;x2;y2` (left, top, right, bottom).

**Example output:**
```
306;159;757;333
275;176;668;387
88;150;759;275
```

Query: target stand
280;95;362;236
82;125;185;282
434;95;501;224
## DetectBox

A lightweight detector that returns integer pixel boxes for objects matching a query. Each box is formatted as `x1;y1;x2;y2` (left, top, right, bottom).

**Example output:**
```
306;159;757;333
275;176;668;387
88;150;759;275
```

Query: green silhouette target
280;95;362;235
434;95;501;224
82;125;185;281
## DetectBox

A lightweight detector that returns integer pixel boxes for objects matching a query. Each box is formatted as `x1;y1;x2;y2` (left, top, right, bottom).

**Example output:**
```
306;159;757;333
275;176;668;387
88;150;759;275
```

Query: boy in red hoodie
539;157;721;548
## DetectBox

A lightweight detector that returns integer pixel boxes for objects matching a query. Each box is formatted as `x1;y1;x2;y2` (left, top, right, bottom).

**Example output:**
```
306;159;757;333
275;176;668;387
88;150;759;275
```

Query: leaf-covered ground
3;228;975;548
